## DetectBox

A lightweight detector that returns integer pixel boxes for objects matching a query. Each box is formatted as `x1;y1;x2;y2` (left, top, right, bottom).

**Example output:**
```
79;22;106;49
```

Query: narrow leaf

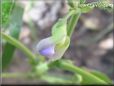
2;4;24;69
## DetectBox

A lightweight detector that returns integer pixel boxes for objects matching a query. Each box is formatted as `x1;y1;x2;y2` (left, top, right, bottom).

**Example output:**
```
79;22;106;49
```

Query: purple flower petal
39;46;55;57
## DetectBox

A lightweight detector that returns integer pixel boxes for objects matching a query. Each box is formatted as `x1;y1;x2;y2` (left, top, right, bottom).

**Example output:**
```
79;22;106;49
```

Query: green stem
2;73;30;78
1;32;37;65
63;10;77;20
58;60;108;84
2;72;75;84
41;74;74;84
67;12;81;37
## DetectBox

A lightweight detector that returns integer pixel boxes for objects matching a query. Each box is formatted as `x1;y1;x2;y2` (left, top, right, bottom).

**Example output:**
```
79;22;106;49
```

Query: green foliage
1;0;113;84
1;0;14;27
41;74;81;84
2;4;24;69
1;32;36;66
80;5;94;13
53;60;109;84
90;70;112;83
35;63;49;76
52;19;67;45
67;0;79;8
36;11;78;61
80;0;86;4
2;32;112;84
67;12;81;37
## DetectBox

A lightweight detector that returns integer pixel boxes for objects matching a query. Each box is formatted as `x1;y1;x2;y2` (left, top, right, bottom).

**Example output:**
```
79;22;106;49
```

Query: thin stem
67;12;81;37
63;10;76;20
41;74;74;84
57;60;108;84
2;72;75;84
1;32;37;65
2;73;30;78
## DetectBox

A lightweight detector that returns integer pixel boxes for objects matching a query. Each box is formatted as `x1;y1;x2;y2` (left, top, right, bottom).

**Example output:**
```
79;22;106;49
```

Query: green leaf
80;0;86;4
52;10;77;44
52;19;67;45
80;5;94;13
2;4;24;69
90;70;112;83
1;0;15;27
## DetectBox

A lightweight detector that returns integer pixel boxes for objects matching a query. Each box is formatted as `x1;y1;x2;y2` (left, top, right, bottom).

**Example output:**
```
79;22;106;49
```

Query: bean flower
36;19;70;61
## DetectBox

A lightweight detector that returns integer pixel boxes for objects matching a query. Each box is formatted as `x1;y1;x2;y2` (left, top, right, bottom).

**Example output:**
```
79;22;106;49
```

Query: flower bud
36;18;69;61
36;37;55;58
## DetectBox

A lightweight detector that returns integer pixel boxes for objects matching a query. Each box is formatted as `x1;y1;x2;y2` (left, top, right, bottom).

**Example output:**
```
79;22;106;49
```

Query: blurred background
2;0;114;84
